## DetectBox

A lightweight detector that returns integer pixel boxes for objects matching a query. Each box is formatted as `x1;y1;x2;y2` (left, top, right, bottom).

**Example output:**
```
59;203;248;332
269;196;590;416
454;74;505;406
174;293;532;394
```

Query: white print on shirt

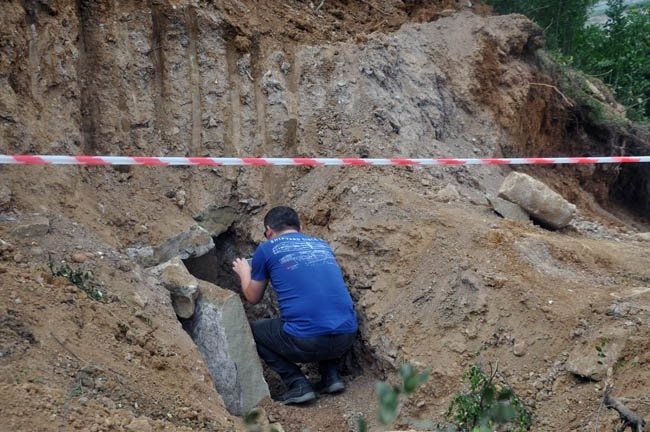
271;237;337;270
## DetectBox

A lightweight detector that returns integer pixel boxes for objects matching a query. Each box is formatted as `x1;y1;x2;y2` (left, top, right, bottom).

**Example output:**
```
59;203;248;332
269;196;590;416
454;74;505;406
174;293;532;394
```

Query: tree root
528;82;574;106
604;384;647;432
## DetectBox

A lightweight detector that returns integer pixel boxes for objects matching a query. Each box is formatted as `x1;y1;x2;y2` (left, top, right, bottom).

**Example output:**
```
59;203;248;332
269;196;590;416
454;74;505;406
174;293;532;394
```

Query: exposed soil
1;1;650;432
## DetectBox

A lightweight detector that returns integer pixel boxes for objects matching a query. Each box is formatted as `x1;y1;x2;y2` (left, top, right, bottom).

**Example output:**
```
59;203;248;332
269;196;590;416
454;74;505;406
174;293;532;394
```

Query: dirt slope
1;1;650;431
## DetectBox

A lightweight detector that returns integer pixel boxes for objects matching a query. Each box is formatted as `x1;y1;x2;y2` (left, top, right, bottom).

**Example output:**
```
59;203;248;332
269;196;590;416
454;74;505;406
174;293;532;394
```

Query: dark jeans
251;318;356;388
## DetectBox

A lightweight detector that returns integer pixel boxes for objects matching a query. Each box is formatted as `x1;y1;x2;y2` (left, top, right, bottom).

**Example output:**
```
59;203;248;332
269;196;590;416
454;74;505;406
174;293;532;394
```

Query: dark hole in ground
181;228;366;397
574;121;650;226
610;164;650;225
182;229;278;320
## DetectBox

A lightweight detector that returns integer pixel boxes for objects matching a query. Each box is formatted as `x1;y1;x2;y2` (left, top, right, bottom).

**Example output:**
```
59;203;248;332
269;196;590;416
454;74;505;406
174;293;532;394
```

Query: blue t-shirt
250;232;358;338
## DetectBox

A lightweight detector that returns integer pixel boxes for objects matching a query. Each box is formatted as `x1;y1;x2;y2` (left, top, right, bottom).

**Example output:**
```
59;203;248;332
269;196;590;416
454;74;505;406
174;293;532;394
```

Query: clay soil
1;1;650;432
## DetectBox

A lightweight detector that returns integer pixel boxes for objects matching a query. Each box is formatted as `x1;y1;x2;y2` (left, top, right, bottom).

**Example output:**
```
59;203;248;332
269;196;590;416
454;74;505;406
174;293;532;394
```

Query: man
232;206;357;405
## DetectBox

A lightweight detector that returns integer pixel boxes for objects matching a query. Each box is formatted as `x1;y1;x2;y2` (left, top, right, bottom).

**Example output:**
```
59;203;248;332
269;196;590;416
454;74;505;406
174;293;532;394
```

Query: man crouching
232;206;357;404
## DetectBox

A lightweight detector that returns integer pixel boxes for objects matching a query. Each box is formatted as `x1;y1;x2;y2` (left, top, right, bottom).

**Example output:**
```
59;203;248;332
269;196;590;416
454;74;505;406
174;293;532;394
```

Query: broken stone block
129;224;215;267
184;281;270;416
193;205;237;237
566;329;626;381
155;224;214;264
125;245;155;266
486;194;530;223
129;223;216;267
498;172;575;229
7;215;50;238
150;257;199;319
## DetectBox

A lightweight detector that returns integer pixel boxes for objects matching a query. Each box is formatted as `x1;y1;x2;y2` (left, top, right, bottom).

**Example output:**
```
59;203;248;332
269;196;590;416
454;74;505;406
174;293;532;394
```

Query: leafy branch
357;363;431;431
446;363;532;432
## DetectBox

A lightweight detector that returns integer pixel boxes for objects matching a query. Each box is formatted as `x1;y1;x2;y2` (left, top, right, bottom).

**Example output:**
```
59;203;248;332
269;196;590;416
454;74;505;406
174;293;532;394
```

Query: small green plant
596;336;610;365
68;379;84;397
446;364;532;432
357;363;431;431
48;255;108;302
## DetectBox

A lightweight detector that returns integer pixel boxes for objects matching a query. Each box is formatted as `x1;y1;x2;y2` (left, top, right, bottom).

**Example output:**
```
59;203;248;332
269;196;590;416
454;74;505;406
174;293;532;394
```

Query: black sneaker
277;382;316;405
315;373;345;394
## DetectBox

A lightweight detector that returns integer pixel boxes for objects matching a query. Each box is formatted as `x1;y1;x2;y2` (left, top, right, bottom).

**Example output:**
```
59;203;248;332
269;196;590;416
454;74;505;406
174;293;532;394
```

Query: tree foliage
486;0;598;54
574;1;650;120
485;0;650;121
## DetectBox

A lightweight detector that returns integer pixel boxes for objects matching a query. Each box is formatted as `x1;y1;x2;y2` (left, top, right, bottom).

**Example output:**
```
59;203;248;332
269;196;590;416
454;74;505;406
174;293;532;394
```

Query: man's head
263;206;301;236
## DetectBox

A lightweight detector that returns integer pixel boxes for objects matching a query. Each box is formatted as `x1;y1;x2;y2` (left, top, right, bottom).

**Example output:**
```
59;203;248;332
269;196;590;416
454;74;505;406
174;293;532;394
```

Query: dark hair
264;206;301;231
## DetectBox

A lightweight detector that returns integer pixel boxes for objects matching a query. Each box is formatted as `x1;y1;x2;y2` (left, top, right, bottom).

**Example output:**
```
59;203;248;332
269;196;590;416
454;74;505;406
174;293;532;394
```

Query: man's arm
232;257;267;304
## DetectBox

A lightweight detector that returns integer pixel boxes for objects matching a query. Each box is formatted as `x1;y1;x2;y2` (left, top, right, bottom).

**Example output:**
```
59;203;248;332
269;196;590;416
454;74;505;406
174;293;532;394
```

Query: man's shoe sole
281;391;316;405
320;381;345;394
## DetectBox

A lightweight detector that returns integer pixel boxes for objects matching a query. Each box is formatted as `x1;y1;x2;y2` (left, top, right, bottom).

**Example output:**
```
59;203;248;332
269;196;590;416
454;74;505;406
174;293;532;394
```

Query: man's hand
232;257;251;279
232;257;266;304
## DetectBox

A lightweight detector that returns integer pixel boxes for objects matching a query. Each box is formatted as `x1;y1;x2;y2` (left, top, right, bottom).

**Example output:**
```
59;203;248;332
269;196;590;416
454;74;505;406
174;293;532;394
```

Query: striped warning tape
1;155;649;166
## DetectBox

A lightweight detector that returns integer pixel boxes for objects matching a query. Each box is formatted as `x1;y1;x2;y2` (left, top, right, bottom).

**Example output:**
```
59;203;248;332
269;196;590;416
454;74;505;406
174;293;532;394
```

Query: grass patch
48;256;109;302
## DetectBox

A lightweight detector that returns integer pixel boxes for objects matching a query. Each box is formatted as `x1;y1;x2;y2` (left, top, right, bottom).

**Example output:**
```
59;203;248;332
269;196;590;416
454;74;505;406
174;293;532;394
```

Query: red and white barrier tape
1;155;649;166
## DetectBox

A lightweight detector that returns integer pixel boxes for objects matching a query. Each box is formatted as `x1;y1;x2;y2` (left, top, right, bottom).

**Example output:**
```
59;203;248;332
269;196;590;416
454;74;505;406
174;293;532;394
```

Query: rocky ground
1;1;650;431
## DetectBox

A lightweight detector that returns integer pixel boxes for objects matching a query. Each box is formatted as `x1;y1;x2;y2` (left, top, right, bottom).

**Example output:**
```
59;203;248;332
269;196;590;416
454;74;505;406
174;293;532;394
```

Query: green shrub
446;364;532;432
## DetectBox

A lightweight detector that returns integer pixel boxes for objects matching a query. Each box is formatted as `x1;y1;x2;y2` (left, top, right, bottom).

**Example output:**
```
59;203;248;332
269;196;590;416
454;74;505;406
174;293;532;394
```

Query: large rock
498;172;575;229
486;194;530;223
193;205;237;237
150;257;199;319
3;215;50;238
127;224;214;267
125;245;155;266
565;327;627;381
184;281;270;415
155;224;214;263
